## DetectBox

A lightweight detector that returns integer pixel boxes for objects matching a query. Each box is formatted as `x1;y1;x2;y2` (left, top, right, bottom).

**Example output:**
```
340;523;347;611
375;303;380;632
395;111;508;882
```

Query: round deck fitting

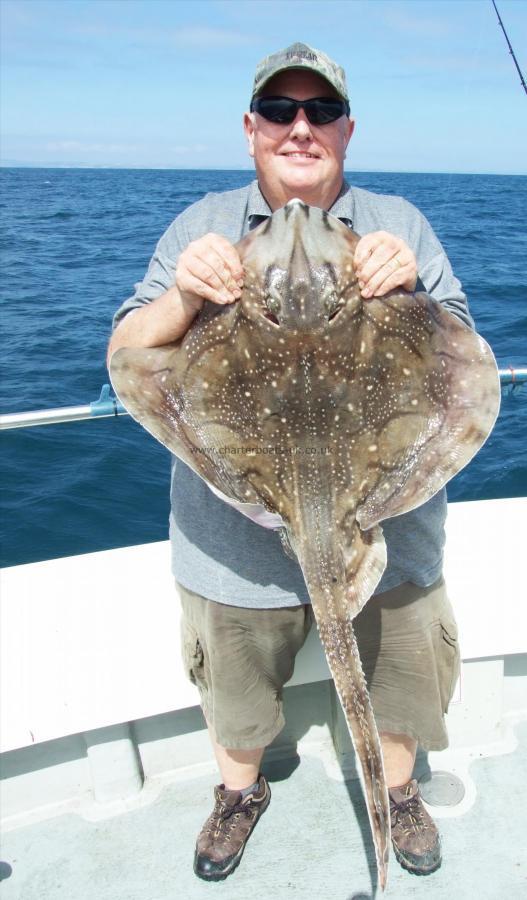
418;770;466;806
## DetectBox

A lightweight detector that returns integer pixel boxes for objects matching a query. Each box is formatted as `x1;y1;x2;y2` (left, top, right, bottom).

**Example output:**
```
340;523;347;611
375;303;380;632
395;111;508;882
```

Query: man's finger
362;263;416;299
356;244;400;285
181;274;237;305
353;231;391;269
187;251;241;296
184;257;228;293
198;245;240;289
361;259;406;297
353;231;382;270
371;267;417;297
206;235;245;283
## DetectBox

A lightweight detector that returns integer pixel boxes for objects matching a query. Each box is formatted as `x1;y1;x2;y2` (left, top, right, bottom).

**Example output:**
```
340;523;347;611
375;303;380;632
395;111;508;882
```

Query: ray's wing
109;308;266;509
353;290;500;530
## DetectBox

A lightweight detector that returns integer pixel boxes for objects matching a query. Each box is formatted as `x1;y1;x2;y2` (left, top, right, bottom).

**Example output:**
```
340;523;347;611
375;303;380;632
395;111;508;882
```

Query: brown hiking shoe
389;779;442;875
193;774;271;881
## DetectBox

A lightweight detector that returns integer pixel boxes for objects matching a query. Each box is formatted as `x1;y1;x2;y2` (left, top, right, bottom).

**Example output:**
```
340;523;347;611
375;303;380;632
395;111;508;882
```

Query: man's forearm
107;286;202;364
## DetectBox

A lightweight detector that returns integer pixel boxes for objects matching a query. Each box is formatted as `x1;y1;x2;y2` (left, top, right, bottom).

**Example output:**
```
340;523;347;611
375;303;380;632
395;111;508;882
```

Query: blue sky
1;0;526;173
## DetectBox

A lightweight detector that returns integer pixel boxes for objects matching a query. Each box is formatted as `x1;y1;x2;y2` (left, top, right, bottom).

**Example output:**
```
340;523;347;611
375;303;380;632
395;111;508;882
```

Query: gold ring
393;255;403;269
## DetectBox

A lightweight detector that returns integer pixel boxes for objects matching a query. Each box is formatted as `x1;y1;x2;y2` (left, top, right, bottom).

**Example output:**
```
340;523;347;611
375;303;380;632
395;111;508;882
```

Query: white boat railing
0;368;525;431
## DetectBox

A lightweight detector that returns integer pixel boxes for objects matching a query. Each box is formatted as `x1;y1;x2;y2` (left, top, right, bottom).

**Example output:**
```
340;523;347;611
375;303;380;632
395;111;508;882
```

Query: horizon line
1;164;526;177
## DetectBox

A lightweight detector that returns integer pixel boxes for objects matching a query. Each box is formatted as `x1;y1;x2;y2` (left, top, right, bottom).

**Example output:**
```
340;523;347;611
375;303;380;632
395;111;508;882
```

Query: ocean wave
39;210;78;221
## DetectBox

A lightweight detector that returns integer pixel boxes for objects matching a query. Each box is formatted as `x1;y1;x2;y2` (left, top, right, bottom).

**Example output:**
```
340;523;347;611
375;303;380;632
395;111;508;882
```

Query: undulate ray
110;199;500;889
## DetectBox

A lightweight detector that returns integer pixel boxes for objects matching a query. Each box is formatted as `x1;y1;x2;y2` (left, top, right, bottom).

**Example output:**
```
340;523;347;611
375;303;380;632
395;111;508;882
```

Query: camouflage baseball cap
252;42;349;102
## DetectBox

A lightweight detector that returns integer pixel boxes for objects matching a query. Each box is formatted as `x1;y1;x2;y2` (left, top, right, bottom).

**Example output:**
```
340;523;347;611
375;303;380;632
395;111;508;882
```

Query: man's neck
259;179;346;212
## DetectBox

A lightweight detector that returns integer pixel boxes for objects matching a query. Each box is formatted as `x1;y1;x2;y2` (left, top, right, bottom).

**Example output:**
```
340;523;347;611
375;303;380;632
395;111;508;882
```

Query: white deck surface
1;721;526;900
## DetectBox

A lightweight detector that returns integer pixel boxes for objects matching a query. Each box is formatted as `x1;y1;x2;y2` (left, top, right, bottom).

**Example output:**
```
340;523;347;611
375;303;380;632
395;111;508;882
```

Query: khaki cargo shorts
178;576;460;752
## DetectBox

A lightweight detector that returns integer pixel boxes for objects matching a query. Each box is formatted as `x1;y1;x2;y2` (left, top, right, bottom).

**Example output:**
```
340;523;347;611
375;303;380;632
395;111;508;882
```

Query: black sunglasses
250;95;350;125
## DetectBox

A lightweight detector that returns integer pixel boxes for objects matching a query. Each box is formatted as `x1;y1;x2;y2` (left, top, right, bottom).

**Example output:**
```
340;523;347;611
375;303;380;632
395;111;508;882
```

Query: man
108;43;466;883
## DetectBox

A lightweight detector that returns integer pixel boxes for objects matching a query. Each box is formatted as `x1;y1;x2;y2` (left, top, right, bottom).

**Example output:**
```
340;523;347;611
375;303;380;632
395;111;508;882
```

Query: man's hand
353;231;418;299
176;233;244;307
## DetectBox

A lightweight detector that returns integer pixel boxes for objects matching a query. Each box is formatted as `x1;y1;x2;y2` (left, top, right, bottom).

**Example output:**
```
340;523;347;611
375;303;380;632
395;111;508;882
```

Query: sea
0;168;525;568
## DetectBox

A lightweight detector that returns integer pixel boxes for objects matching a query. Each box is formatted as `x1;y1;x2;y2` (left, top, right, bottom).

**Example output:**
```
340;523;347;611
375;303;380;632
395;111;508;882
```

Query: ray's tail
291;509;391;890
316;610;390;890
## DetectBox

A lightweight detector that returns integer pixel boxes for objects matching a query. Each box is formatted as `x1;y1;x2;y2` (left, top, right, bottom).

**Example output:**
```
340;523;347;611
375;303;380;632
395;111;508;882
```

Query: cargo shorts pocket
181;622;205;688
433;617;460;713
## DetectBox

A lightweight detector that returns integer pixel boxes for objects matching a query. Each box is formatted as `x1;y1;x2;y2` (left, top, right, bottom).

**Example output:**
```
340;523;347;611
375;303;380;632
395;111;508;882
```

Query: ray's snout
283;197;311;219
252;200;356;333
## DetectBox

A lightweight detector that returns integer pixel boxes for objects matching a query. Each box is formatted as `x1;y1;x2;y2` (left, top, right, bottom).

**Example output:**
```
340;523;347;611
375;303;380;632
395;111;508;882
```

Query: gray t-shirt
113;179;473;608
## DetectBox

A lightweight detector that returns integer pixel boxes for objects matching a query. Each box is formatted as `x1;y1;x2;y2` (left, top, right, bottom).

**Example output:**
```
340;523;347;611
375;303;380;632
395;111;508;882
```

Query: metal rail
499;366;527;386
0;369;525;431
0;384;127;430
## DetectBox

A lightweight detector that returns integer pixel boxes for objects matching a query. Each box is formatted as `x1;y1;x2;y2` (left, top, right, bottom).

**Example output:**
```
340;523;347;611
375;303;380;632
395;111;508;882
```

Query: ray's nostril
264;290;281;324
328;305;343;322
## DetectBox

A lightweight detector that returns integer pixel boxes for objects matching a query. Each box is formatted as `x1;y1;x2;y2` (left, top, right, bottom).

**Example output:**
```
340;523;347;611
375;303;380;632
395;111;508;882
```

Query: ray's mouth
261;307;343;326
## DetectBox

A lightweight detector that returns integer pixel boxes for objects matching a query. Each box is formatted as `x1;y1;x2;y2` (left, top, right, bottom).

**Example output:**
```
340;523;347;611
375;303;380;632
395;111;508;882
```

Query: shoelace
205;798;255;836
220;799;255;822
390;794;429;833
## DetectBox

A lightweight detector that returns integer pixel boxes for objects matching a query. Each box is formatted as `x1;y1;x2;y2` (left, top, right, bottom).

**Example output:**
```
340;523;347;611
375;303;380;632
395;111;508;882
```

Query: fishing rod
492;0;527;96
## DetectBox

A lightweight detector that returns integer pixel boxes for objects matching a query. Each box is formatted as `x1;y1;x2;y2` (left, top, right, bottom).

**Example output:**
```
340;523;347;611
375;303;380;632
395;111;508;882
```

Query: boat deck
1;721;526;900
